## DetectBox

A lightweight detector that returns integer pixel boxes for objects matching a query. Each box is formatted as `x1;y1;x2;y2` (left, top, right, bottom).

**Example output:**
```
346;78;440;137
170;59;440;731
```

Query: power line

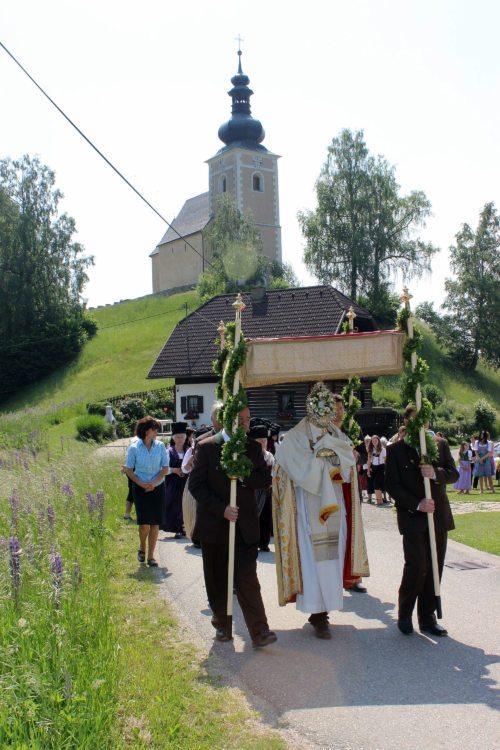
0;40;214;270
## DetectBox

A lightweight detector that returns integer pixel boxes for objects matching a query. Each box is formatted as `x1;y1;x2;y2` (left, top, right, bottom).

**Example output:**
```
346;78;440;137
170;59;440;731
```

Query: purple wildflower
23;459;30;472
0;457;4;468
10;491;20;528
23;504;32;516
50;551;63;591
62;483;74;498
47;505;56;532
38;510;46;537
96;490;105;522
86;493;96;517
9;537;21;592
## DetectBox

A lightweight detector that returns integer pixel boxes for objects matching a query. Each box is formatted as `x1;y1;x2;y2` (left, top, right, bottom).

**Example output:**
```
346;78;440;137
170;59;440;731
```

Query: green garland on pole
397;308;438;463
212;324;252;478
341;377;362;442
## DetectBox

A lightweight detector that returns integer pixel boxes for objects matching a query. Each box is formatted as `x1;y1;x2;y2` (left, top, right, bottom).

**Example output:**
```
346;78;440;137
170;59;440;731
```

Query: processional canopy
239;330;405;387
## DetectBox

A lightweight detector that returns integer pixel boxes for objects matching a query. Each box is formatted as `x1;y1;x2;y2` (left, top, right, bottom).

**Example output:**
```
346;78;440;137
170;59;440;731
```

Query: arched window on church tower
219;174;227;193
252;172;264;192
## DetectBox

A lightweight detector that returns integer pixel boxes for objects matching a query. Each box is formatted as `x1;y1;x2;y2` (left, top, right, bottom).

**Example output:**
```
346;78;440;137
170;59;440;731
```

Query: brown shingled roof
153;192;210;251
148;286;375;380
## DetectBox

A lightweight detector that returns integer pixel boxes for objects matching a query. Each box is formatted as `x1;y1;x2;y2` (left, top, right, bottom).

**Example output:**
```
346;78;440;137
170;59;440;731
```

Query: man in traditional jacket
273;383;369;639
190;407;277;648
385;404;458;637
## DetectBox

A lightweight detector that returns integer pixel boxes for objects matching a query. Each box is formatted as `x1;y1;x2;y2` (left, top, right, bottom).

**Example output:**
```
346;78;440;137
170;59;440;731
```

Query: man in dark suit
385;405;459;637
189;406;277;648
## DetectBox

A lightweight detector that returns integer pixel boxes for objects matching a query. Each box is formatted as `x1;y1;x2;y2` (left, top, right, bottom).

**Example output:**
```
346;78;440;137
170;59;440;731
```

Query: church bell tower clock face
207;49;282;265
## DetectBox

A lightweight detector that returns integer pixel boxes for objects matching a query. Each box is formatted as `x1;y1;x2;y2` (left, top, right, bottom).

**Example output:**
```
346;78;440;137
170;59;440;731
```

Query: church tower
151;49;282;294
206;50;282;264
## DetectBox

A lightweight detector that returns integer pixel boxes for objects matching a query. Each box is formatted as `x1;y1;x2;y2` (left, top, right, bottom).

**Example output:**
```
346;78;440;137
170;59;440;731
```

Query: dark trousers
200;527;269;639
399;529;447;626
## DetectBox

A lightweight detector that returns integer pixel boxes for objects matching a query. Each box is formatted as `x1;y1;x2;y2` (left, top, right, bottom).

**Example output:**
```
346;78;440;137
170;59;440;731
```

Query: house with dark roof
148;285;400;436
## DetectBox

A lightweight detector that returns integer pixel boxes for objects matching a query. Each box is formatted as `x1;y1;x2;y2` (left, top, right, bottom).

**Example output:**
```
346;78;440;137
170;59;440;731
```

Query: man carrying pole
189;294;277;648
385;289;458;637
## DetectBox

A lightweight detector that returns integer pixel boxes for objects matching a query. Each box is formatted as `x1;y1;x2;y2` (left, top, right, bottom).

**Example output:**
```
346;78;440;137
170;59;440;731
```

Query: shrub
117;398;146;423
473;399;496;433
87;401;107;416
422;384;444;408
76;414;114;442
81;315;99;339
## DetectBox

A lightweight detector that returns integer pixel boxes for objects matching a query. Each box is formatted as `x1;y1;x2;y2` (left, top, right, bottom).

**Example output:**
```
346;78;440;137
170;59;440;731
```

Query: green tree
197;194;298;302
0;155;94;398
474;398;496;433
438;202;500;371
298;129;437;315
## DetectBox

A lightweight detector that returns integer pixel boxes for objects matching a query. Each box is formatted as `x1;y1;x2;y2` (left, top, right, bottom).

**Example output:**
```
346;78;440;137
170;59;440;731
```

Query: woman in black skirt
125;417;170;566
367;434;387;507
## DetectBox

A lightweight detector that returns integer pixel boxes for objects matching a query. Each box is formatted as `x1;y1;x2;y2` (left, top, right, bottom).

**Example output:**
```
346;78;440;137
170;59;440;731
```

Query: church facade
150;51;282;293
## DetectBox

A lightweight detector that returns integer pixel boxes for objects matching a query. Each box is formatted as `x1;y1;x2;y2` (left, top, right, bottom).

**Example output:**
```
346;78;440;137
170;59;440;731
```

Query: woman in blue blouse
125;416;170;566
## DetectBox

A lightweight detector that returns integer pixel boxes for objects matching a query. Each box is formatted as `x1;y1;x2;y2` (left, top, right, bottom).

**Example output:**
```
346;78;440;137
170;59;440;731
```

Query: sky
1;0;499;310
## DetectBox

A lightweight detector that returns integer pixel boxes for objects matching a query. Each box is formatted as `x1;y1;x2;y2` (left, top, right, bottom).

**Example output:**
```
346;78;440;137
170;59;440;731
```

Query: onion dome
217;50;266;151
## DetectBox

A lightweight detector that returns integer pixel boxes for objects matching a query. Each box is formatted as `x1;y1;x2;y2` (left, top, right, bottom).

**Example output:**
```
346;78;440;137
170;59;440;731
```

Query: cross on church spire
235;34;244;72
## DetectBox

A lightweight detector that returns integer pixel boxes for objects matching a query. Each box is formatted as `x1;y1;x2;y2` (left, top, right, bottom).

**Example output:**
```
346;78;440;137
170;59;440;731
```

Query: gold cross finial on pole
233;292;246;314
401;286;413;308
346;306;356;332
218;320;226;352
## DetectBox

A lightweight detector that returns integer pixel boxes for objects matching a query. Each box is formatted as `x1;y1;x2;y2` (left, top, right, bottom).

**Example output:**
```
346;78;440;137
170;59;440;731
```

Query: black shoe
259;545;270;552
252;630;278;648
313;622;331;639
137;550;146;563
147;558;159;567
420;623;448;637
397;619;414;635
308;616;332;639
215;627;232;642
346;582;367;593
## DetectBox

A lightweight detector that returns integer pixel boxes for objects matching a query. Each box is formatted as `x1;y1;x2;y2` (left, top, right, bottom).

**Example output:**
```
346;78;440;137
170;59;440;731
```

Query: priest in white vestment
272;383;369;639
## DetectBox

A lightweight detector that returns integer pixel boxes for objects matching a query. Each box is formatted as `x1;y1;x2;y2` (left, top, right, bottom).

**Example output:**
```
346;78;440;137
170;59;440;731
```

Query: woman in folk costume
273;383;369;639
161;422;190;538
453;441;472;494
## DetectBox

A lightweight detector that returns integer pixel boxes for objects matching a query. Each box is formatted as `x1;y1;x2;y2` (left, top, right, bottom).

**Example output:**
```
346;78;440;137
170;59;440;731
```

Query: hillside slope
2;291;198;412
373;321;500;417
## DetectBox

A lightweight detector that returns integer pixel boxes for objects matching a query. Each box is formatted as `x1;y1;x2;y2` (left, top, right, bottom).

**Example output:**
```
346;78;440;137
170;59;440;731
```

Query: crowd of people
120;391;495;647
452;432;497;494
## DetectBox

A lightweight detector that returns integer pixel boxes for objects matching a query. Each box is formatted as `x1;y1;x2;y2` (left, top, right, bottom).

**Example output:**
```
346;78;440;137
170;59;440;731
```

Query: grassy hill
0;290;198;448
2;291;198;412
1;296;499;448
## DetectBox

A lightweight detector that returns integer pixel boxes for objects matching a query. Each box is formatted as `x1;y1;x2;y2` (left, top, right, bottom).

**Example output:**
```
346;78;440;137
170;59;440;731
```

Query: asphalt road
150;502;499;750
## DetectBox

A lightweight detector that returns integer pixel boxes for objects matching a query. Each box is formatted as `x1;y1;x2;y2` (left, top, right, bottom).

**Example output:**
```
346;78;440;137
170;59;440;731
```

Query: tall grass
0;440;287;749
0;444;123;749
